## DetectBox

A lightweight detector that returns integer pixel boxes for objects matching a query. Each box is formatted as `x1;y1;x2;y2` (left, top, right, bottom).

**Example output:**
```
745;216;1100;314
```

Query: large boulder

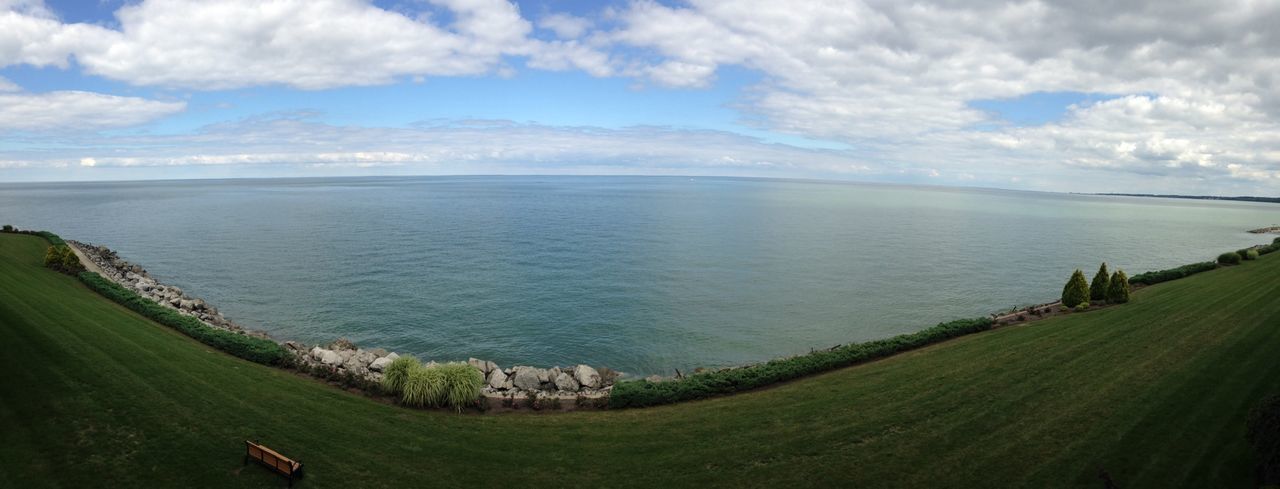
352;349;376;367
487;368;509;389
369;357;393;372
536;368;552;383
554;372;580;391
511;366;543;390
573;365;601;389
319;350;343;367
310;347;328;360
385;352;400;361
468;358;492;374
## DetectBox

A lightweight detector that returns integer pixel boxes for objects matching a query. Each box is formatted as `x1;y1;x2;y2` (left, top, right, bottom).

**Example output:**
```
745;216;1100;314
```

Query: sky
0;0;1278;194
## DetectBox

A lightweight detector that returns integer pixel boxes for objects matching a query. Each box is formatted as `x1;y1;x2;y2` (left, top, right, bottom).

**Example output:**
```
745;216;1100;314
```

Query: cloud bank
0;0;1277;193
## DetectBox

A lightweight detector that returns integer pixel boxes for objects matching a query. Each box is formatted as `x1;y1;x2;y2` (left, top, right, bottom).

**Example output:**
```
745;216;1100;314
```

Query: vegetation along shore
3;229;1280;486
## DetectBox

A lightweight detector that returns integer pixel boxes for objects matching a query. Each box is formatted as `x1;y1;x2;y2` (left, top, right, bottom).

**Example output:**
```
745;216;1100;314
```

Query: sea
2;175;1275;376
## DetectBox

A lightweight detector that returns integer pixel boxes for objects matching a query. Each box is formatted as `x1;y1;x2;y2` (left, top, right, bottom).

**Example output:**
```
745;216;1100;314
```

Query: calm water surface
1;176;1275;375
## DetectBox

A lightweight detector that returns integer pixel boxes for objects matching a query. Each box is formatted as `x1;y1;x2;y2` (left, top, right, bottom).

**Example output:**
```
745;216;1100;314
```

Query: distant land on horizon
1090;193;1280;204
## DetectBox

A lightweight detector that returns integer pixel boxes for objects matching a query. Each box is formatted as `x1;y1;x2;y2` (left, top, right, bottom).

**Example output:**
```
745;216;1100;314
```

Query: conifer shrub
59;246;83;272
1106;270;1131;304
381;356;420;395
1089;263;1110;301
1219;252;1243;265
1061;269;1090;308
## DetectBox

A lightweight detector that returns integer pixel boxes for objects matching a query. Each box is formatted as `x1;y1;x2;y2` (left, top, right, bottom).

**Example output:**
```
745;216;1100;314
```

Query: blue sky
0;0;1277;194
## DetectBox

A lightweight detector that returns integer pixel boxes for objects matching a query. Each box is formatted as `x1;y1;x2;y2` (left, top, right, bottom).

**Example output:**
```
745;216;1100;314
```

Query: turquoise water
1;176;1275;375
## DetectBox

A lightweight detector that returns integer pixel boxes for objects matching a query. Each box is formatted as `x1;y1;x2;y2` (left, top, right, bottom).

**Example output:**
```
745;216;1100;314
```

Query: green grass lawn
1;232;1276;488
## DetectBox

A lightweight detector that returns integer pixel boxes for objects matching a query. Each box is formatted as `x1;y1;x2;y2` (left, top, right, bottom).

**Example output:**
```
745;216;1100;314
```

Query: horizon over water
1;175;1275;376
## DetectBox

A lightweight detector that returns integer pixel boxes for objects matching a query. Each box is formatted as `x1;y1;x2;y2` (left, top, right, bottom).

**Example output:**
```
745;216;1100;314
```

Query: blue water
1;176;1275;375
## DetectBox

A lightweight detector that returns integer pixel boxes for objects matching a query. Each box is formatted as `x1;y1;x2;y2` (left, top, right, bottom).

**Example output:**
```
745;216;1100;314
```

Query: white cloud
538;13;590;39
0;75;18;91
0;90;186;131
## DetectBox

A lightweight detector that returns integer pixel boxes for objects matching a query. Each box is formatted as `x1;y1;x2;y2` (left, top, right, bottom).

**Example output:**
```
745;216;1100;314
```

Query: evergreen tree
59;247;82;273
43;246;61;269
1061;269;1090;308
1089;263;1110;301
1106;270;1131;304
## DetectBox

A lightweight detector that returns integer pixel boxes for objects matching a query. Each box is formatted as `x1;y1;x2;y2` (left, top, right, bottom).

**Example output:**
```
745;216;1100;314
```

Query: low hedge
2;227;68;246
610;317;994;409
1129;261;1218;286
1219;252;1243;265
78;272;291;366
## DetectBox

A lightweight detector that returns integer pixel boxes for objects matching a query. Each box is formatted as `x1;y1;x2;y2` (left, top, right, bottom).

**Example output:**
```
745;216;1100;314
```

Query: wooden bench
244;440;304;487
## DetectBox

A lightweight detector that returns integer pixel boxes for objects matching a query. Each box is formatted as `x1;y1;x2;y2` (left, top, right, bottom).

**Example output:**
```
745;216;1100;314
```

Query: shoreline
49;228;1279;410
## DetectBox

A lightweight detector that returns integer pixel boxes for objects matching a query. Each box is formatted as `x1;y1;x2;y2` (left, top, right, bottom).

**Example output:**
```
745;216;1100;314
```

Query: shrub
401;364;446;408
1219;252;1243;265
77;272;290;365
2;224;12;232
1129;261;1217;286
59;247;83;273
381;356;420;394
1106;270;1131;304
1074;303;1089;312
1061;269;1090;308
1245;249;1260;260
1089;263;1110;301
44;246;63;268
436;362;484;411
609;317;993;408
1247;394;1280;485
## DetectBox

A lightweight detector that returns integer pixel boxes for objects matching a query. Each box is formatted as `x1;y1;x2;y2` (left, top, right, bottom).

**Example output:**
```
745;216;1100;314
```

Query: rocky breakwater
70;240;264;337
468;359;616;400
71;240;616;406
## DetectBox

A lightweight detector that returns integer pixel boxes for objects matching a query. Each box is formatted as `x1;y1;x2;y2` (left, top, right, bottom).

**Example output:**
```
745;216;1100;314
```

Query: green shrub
1089;263;1110;301
609;317;993;409
1061;269;1090;308
1074;303;1089;312
34;230;65;246
381;356;420;394
77;272;290;365
44;246;63;268
1247;394;1280;485
1129;261;1217;285
436;362;484;412
401;364;445;408
1106;270;1131;304
1245;249;1260;260
59;247;83;272
1;224;12;232
1219;252;1243;265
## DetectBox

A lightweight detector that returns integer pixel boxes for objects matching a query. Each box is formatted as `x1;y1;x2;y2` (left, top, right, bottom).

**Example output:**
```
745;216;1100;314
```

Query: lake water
1;176;1275;375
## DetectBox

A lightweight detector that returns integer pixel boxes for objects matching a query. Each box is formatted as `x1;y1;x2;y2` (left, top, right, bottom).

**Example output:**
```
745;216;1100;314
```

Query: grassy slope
0;232;1277;488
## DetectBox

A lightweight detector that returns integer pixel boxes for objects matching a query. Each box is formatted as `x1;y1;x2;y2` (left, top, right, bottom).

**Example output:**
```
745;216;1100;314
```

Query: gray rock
352;349;376;366
369;357;393;372
487;368;508;389
319;350;343;366
310;347;328;360
536;368;551;383
554;372;580;391
337;349;355;365
468;357;491;374
368;348;389;358
574;365;601;389
644;375;663;383
501;377;514;390
511;366;543;390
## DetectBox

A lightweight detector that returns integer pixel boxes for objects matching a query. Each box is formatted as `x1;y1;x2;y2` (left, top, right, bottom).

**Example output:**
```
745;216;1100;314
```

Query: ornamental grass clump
436;362;484;412
401;364;446;408
381;356;420;395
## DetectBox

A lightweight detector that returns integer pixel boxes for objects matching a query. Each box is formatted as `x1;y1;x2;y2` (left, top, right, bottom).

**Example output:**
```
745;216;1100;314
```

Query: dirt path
67;242;109;276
